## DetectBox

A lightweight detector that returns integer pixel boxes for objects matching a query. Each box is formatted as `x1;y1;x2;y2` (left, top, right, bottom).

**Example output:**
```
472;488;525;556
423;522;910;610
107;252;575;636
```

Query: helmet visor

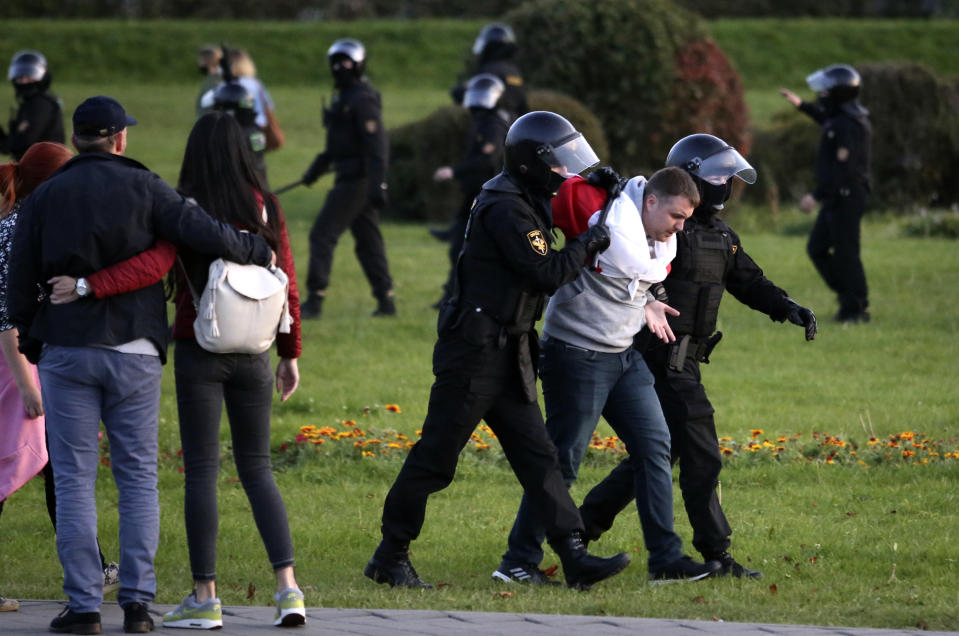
692;147;756;185
8;61;44;81
539;132;600;177
805;69;832;93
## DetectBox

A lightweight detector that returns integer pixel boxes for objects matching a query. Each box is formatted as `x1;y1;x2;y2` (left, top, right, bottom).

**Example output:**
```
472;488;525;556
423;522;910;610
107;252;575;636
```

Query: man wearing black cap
8;95;274;635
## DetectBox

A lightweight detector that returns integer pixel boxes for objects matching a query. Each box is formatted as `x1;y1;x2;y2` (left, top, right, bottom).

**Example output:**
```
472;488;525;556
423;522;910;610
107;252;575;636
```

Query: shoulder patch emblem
731;245;738;254
527;230;548;256
506;75;523;86
17;120;30;133
365;119;378;134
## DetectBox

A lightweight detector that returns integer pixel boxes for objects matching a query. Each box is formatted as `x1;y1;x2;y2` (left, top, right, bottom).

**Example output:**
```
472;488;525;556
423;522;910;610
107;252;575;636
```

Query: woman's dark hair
177;111;279;250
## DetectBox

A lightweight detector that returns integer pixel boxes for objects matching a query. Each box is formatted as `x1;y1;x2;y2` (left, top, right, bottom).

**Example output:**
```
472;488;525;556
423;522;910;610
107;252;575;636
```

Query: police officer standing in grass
301;38;395;319
365;111;630;591
781;64;872;323
0;51;64;160
451;23;529;124
432;73;512;307
575;134;818;580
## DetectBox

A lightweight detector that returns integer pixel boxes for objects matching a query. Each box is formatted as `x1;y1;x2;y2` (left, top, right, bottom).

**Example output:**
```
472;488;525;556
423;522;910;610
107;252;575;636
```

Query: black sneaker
714;552;763;579
49;607;102;634
300;293;324;319
122;602;154;633
491;562;562;586
372;295;396;317
648;555;721;585
364;555;432;589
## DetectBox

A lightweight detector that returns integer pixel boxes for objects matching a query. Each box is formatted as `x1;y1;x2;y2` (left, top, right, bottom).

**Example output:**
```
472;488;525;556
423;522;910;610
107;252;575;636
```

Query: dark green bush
385;89;608;222
900;210;959;239
747;61;959;211
677;0;951;18
506;0;749;177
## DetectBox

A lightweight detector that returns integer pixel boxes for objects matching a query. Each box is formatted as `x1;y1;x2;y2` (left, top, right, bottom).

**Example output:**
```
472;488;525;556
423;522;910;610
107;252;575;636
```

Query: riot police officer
575;134;818;579
781;64;872;323
365;111;629;590
432;73;512;306
450;23;529;124
301;38;394;318
212;81;268;185
1;50;64;160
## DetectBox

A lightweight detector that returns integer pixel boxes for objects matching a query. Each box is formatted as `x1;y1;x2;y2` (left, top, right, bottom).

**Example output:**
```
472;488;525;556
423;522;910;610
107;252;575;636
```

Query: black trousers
380;332;582;544
807;192;869;314
579;346;732;559
307;177;393;299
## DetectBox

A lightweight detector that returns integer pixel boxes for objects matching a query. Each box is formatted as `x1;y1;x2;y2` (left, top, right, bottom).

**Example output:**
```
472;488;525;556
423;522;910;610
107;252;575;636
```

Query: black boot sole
567;553;631;590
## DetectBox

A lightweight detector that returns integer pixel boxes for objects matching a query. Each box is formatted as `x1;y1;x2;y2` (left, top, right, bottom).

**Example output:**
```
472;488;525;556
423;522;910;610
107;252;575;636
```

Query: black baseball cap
73;95;138;137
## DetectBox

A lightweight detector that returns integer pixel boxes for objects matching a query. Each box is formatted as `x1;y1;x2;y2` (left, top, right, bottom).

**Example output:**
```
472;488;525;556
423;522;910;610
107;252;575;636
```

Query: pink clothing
0;358;47;501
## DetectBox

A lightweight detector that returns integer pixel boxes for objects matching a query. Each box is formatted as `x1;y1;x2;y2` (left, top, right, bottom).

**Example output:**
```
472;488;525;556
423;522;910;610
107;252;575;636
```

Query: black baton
273;180;304;196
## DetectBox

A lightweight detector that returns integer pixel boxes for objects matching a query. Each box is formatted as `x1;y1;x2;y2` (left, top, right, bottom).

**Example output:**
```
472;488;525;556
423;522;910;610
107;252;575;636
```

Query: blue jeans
502;336;683;571
39;345;161;613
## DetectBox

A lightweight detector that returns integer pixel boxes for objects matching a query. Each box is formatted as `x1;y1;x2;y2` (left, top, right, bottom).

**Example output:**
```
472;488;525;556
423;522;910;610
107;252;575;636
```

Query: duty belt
667;332;723;372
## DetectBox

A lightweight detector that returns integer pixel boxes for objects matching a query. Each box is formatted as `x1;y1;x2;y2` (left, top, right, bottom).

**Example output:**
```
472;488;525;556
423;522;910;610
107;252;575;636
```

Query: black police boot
364;539;433;589
372;294;396;317
710;552;763;579
301;292;324;320
548;531;630;590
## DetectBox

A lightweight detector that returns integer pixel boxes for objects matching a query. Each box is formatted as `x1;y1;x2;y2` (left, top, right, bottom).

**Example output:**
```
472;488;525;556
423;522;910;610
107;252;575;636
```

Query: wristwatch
76;277;91;297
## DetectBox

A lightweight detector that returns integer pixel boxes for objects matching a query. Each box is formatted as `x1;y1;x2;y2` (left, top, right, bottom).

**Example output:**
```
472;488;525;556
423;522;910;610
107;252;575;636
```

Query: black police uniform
452;59;529;123
379;172;593;545
577;210;797;560
244;123;268;186
439;107;511;303
799;99;871;319
0;84;64;160
305;78;392;303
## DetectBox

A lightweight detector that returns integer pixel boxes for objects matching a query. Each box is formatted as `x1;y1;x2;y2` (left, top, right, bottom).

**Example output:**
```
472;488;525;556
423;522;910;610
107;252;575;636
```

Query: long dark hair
177;111;279;249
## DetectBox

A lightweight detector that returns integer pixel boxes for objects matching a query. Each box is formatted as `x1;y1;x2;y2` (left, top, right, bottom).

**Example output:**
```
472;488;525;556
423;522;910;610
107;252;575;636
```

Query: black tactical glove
786;300;817;341
367;182;388;210
581;223;611;259
302;153;329;186
586;166;625;196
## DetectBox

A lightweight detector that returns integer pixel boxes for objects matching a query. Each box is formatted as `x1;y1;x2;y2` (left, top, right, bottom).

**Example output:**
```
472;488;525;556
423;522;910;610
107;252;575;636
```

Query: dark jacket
453;173;589;330
643;211;793;344
0;90;64;160
322;79;388;189
799;100;872;202
8;151;272;363
453;108;510;197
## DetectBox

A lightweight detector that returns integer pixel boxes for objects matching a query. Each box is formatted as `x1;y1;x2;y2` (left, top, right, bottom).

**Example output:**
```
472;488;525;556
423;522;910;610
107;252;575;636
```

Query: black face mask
698;180;732;212
14;81;42;100
331;67;358;89
545;170;567;197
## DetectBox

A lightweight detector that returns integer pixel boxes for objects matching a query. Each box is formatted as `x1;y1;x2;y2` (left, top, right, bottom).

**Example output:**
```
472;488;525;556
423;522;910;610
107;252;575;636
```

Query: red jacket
551;175;607;240
88;191;302;359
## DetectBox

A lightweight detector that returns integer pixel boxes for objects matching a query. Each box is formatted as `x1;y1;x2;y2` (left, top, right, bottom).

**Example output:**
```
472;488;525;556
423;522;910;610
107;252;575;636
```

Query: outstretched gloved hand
786;300;818;341
581;223;611;259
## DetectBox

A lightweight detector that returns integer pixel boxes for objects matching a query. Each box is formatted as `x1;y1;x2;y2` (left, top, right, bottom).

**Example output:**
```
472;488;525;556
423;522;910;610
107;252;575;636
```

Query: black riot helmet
472;23;517;60
8;50;48;83
328;38;366;82
213;81;257;127
806;63;860;107
505;111;599;196
666;133;756;212
463;73;505;110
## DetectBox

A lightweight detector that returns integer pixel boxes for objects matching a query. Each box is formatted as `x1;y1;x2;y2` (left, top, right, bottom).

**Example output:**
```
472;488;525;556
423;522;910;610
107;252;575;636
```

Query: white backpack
184;257;292;355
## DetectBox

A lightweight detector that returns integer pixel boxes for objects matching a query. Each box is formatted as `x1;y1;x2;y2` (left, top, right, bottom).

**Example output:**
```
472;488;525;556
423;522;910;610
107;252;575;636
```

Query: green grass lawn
1;19;958;630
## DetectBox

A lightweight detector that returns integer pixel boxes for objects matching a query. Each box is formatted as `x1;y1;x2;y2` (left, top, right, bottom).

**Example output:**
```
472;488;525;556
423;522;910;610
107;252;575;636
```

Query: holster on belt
667;331;724;371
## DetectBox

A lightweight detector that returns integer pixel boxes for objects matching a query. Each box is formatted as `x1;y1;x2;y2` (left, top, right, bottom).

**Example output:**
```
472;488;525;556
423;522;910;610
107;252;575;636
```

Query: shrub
747;61;959;212
385;89;608;222
506;0;749;176
677;0;948;18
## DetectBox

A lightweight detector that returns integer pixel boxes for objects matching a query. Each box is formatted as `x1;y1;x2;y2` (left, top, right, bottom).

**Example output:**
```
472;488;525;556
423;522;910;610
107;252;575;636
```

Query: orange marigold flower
385;404;402;413
750;429;763;438
361;451;375;457
311;439;325;445
902;450;915;458
776;436;789;443
300;425;316;433
387;442;403;449
720;447;734;456
900;431;915;440
342;420;357;427
719;436;733;442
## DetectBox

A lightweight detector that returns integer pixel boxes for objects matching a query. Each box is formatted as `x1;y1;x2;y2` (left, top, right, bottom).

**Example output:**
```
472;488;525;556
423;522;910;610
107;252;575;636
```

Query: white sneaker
162;592;223;630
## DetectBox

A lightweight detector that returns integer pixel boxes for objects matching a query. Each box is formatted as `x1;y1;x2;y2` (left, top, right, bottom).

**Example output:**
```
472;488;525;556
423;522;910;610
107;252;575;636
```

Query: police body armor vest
664;217;735;338
323;82;380;176
455;184;547;332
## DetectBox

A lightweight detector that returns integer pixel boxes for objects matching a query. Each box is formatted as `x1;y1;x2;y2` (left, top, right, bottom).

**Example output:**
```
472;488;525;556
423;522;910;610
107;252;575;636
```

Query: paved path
2;599;955;635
